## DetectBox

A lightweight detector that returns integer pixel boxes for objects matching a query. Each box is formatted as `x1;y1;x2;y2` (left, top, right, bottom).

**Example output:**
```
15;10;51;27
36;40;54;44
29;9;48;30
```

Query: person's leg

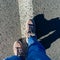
26;19;51;60
4;40;25;60
26;36;50;60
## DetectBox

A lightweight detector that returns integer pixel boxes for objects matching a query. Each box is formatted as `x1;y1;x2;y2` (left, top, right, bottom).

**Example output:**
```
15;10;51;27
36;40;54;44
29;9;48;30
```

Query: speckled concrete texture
18;0;33;37
0;0;21;60
0;0;60;60
32;0;60;19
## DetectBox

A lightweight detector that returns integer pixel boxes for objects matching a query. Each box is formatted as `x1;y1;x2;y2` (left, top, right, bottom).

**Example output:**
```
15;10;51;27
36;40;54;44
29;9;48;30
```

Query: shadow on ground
33;14;60;49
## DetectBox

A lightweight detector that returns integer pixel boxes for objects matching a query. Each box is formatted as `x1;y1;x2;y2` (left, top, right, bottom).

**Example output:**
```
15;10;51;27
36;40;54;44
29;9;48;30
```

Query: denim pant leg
4;55;24;60
26;36;51;60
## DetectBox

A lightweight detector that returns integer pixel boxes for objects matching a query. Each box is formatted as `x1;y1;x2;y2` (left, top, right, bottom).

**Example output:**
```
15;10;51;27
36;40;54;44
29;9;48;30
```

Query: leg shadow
33;14;60;49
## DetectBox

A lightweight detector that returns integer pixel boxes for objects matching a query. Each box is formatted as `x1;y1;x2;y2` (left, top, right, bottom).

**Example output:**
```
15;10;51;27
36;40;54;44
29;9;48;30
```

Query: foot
26;19;36;43
13;40;24;56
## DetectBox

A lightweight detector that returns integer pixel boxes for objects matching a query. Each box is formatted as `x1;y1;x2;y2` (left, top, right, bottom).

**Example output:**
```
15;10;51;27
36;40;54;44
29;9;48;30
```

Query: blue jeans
4;36;51;60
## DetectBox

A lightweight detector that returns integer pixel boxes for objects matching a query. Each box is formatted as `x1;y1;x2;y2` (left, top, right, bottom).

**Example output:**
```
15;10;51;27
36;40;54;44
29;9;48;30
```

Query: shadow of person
33;14;60;49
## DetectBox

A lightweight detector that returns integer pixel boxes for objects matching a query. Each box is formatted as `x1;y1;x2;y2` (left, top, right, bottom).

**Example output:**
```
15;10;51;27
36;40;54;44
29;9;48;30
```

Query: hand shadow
33;14;60;49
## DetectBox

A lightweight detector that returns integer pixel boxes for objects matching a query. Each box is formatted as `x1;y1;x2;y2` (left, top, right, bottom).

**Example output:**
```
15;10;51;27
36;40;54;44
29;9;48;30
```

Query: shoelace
16;47;23;56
